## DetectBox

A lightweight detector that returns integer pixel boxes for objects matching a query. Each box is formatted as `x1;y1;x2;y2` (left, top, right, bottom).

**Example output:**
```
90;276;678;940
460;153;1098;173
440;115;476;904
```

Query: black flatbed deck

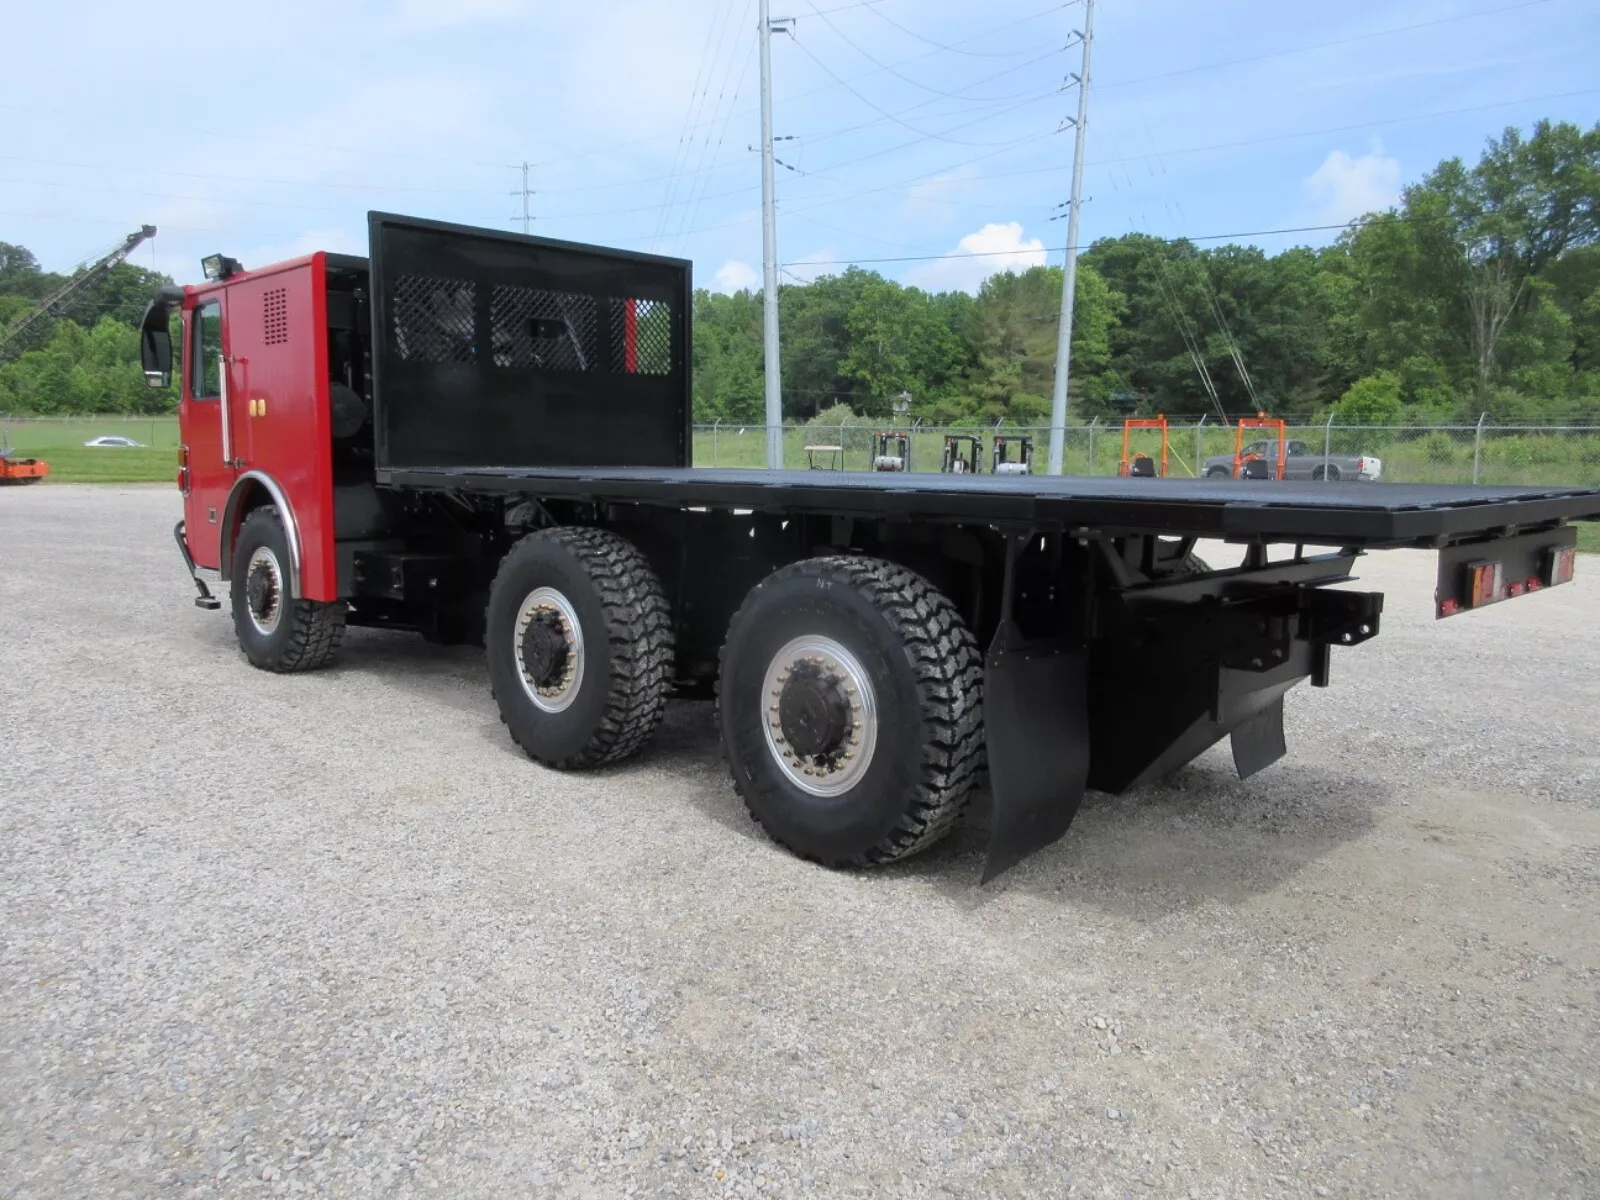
378;465;1600;548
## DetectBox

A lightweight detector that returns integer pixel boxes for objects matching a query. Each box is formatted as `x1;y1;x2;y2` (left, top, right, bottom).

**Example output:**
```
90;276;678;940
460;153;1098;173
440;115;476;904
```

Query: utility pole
1047;0;1095;475
758;0;787;469
510;162;534;235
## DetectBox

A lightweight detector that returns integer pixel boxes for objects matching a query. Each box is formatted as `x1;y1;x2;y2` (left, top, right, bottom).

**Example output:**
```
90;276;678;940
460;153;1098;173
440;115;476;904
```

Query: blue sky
3;0;1596;295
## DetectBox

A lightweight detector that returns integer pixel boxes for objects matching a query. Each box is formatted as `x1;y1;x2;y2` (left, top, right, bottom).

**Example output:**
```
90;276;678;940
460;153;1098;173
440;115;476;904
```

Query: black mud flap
981;621;1089;882
1230;693;1286;779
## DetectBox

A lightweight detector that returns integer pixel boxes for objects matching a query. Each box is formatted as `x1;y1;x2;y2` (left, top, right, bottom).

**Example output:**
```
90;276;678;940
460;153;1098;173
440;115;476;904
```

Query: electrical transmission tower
510;162;535;234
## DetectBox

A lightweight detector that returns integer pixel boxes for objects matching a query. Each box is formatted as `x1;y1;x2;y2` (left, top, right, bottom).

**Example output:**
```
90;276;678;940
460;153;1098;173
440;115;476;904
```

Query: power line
802;0;1045;103
787;33;1036;147
509;1;1074;172
1095;0;1560;92
756;85;1600;232
862;0;1081;57
653;0;745;247
777;214;1476;267
677;40;759;250
671;5;758;251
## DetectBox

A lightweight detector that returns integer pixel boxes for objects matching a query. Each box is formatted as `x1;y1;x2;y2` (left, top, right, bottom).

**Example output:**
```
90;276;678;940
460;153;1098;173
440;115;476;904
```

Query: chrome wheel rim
761;635;878;797
515;587;585;713
244;546;284;636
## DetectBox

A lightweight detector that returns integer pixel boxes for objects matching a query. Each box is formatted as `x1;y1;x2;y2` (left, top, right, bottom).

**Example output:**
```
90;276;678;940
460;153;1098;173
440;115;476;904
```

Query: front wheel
1205;466;1230;479
718;557;984;867
230;506;345;672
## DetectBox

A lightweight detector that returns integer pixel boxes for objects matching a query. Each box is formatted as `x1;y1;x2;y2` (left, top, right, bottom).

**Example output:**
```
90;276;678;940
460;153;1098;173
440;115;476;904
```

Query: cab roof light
201;253;242;281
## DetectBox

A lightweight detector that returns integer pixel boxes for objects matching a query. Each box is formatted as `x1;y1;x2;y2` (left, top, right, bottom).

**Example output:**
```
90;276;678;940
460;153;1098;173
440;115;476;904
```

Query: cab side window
190;301;222;400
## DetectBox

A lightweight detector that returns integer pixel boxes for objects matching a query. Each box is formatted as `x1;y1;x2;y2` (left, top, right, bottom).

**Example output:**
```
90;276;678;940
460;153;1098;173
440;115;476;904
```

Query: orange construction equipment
1233;412;1286;480
0;426;49;484
0;454;49;484
1119;416;1169;478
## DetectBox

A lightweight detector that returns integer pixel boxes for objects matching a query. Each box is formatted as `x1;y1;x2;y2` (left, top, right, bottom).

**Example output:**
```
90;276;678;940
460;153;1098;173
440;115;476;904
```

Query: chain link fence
3;413;181;452
693;416;1600;488
7;413;1599;489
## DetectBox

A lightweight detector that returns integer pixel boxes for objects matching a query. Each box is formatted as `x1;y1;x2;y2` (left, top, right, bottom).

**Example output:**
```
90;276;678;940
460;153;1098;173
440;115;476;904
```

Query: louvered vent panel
263;288;289;345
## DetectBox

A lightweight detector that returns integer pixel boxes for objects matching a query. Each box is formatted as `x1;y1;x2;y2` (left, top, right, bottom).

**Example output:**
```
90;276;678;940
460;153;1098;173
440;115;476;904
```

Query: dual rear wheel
486;532;985;866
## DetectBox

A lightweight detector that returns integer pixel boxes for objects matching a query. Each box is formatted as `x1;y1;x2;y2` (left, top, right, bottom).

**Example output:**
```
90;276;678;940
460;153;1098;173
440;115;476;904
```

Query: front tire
230;506;344;672
1205;466;1230;479
486;527;674;769
718;557;984;867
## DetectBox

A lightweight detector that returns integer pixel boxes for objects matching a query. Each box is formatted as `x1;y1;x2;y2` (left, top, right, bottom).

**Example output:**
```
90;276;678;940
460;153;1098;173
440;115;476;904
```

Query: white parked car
83;435;145;448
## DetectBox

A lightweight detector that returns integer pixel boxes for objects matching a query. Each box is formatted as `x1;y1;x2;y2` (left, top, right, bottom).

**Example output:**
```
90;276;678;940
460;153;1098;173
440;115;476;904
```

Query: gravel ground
2;485;1598;1200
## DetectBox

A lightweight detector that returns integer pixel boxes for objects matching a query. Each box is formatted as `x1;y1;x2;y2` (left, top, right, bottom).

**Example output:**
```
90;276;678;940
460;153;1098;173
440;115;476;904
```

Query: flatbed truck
141;214;1600;879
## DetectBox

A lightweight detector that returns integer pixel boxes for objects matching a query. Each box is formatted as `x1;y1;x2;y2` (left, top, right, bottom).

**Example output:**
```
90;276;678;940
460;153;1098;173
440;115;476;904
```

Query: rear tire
1311;464;1342;481
718;556;984;867
230;506;345;672
486;527;674;769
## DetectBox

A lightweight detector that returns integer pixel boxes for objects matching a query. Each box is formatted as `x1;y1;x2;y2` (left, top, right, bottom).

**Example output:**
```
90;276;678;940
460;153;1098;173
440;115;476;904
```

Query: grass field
6;418;178;483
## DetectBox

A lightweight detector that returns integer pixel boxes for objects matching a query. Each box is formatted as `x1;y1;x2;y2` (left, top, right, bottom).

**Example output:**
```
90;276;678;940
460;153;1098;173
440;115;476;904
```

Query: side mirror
141;327;172;388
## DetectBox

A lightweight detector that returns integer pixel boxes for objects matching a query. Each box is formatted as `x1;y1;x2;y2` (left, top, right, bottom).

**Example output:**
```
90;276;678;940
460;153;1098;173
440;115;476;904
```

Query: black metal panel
377;464;1600;549
982;633;1089;881
367;212;692;472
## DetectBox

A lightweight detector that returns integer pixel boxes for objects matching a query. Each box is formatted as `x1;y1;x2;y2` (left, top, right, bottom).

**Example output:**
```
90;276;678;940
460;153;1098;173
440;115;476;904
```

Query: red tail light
1547;545;1578;587
1467;560;1505;608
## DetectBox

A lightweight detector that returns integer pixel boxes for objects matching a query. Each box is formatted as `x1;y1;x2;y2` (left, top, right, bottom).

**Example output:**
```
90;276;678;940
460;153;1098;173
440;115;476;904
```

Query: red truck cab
143;252;370;607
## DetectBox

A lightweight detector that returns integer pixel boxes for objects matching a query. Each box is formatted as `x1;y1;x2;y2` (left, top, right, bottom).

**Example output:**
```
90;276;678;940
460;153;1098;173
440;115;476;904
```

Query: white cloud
711;259;760;293
904;222;1047;295
1303;147;1402;226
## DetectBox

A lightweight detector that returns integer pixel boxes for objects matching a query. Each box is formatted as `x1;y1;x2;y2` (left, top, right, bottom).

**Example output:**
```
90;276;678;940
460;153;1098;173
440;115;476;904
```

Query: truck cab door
1283;440;1311;481
179;295;235;570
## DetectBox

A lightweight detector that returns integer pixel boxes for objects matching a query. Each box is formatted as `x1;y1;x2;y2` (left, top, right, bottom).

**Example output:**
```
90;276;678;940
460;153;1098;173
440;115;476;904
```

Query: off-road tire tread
1179;552;1212;575
718;556;984;867
489;526;674;769
232;506;345;672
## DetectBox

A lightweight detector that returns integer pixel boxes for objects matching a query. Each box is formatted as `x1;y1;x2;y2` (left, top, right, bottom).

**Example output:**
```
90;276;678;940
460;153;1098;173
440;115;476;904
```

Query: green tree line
697;118;1600;427
6;119;1596;425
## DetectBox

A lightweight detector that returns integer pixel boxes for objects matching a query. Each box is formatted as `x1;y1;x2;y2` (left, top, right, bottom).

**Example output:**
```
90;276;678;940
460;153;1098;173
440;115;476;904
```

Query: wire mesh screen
370;213;691;470
492;286;597;371
392;274;476;364
634;299;673;375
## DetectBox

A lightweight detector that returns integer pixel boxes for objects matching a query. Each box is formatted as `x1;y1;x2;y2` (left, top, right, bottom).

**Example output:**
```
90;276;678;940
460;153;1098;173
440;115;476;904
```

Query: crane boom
0;224;157;363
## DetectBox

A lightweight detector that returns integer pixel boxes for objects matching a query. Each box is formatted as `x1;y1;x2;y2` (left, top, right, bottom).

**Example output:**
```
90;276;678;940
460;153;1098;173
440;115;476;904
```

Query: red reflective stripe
624;298;638;374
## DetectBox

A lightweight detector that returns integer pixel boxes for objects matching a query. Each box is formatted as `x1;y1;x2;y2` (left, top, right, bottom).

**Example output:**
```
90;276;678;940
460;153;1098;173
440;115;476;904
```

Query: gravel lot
2;484;1597;1199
